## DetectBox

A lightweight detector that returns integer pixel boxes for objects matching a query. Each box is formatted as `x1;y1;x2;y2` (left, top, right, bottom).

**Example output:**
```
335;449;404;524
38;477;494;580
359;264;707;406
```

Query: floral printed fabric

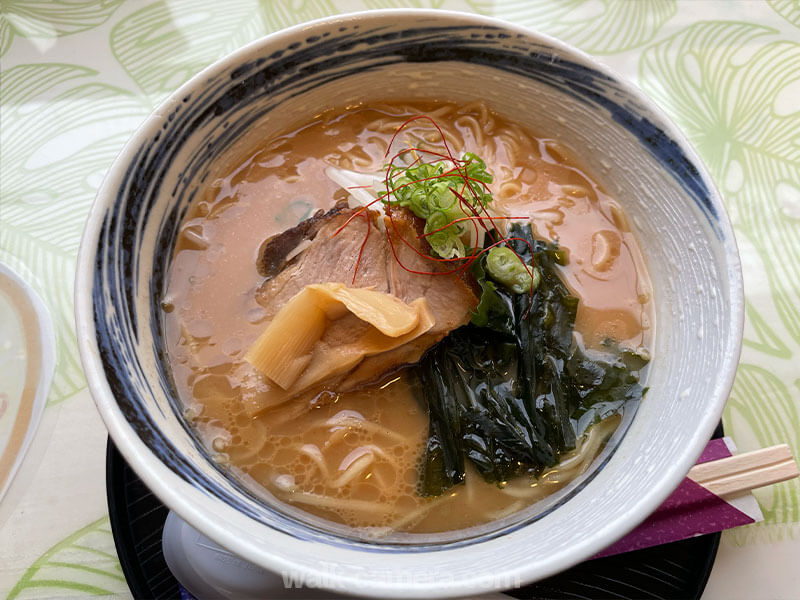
1;1;797;597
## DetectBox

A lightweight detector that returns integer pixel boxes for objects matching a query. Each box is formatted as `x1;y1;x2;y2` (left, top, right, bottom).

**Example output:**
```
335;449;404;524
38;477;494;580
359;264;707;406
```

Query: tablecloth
1;1;798;598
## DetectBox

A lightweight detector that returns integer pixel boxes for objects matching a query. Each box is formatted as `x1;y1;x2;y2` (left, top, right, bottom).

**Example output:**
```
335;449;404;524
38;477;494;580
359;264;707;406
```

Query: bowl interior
78;10;742;597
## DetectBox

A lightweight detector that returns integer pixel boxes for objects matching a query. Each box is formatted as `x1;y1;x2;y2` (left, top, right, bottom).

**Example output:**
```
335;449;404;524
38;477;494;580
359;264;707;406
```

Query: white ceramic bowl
75;9;743;598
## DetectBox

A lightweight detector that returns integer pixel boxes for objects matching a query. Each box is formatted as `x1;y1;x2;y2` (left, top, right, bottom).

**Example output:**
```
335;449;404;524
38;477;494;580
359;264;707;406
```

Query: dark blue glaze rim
92;18;725;555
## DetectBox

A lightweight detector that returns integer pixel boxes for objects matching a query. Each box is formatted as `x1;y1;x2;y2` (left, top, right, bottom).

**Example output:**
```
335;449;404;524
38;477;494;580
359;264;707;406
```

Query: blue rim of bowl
76;8;744;594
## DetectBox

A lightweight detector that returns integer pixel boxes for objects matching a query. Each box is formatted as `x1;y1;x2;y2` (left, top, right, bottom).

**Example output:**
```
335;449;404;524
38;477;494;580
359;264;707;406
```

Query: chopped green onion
386;154;493;259
486;246;539;294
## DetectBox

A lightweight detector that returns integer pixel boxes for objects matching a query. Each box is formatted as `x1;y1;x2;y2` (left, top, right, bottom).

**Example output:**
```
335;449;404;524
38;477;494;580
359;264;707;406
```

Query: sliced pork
247;203;477;410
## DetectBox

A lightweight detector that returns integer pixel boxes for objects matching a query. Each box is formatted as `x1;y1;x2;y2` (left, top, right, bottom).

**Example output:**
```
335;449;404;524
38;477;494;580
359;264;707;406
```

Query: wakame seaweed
415;224;649;497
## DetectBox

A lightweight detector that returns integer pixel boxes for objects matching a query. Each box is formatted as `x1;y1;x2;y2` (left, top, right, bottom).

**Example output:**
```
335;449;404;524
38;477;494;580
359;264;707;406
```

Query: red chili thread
382;117;528;272
450;186;500;247
333;114;537;315
381;146;481;258
330;160;467;240
331;195;386;238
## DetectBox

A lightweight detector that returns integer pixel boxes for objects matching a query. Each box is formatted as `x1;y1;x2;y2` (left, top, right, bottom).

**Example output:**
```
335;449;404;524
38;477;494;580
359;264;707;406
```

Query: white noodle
330;453;374;488
495;417;620;500
285;491;393;514
384;496;451;531
356;443;392;461
497;483;550;500
321;412;408;444
324;426;349;448
296;443;329;478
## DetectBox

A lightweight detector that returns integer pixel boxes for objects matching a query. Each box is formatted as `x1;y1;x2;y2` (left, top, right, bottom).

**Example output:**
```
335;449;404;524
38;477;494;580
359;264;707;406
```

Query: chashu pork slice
245;202;477;414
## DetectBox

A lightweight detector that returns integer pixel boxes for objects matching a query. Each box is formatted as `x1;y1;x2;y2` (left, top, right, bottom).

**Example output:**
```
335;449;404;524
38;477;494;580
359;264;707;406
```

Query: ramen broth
164;102;652;534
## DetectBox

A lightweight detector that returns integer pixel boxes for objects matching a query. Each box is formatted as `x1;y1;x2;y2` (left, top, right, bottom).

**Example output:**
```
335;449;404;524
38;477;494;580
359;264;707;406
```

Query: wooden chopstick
688;444;799;499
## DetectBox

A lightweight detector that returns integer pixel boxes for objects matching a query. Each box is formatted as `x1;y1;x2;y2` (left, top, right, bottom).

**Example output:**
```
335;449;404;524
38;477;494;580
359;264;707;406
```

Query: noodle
330;453;374;488
319;411;409;445
285;491;395;514
426;104;455;119
455;114;486;148
297;444;329;478
499;180;523;200
495;128;525;166
609;201;632;232
383;496;450;532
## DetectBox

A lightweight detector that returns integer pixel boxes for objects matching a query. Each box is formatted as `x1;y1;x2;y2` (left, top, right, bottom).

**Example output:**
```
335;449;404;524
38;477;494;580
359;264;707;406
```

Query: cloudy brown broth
164;102;652;534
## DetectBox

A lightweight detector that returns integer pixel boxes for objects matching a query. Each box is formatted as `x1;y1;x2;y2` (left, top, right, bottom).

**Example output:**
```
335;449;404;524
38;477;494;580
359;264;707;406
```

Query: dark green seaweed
416;224;648;497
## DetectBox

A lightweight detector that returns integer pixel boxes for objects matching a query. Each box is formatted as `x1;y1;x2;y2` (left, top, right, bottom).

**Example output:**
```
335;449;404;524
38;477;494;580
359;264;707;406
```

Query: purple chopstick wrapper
178;585;197;600
595;437;761;558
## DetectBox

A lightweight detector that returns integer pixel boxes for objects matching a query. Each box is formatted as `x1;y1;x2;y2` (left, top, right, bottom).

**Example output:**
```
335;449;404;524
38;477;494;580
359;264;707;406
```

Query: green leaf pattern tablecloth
1;1;798;598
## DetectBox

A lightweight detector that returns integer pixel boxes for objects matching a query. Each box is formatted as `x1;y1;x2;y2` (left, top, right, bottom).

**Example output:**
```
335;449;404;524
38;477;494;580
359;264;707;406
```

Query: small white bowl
75;9;743;598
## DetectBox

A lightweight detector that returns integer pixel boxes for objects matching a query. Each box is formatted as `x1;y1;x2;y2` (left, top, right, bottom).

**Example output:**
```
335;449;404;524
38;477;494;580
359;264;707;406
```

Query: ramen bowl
75;9;743;598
